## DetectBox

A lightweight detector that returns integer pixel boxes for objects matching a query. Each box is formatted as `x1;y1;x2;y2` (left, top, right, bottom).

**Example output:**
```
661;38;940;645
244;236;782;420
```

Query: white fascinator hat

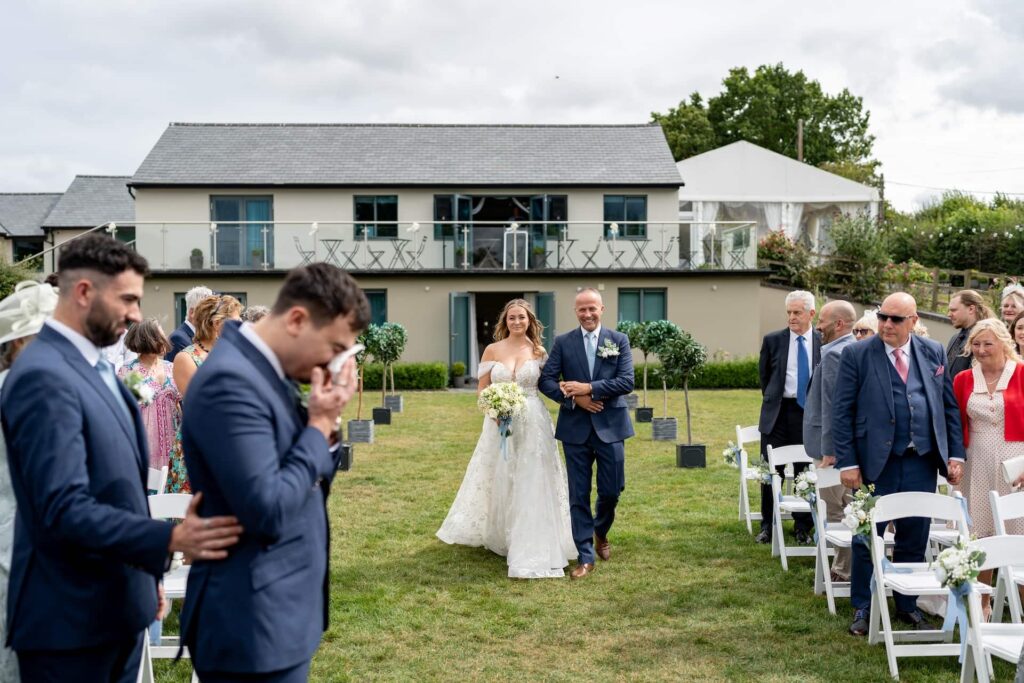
0;281;59;346
1002;283;1024;301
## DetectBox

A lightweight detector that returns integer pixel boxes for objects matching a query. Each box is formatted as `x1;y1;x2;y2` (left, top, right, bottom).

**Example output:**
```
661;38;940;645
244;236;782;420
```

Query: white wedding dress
437;359;577;578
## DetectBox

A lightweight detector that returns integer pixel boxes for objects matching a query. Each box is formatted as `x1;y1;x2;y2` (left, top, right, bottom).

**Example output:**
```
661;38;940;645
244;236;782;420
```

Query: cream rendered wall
133;186;679;271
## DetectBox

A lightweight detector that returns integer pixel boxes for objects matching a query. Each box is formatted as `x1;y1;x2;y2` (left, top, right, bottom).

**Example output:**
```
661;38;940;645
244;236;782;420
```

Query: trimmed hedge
359;362;448;390
635;358;758;390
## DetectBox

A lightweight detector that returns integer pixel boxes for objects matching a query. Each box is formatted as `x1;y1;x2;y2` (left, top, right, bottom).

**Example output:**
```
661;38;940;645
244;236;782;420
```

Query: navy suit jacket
166;321;194;362
539;327;635;445
1;324;171;650
180;323;340;673
758;327;821;435
832;334;966;482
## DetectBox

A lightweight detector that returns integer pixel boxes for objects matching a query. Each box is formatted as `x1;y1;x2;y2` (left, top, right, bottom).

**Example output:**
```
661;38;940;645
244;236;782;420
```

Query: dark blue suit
539;327;634;564
1;323;172;682
166;321;194;362
180;323;340;680
833;334;966;612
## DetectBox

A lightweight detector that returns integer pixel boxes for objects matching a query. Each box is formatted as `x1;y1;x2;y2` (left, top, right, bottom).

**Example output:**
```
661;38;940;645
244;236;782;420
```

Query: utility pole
797;119;804;162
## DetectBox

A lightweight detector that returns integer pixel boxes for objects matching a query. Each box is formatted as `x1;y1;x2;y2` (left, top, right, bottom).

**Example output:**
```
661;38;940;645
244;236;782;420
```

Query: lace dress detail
437;358;577;578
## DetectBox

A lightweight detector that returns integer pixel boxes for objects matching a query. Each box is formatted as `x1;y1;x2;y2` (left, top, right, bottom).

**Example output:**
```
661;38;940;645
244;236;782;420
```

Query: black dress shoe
794;530;814;546
849;608;869;636
755;529;771;544
895;609;932;630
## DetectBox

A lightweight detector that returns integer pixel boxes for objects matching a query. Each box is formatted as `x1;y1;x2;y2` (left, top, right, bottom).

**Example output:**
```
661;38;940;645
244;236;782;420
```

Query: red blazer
953;363;1024;447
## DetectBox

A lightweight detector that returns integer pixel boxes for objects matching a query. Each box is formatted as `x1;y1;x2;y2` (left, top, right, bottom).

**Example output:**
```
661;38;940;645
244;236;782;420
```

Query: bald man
802;300;857;580
833;292;965;636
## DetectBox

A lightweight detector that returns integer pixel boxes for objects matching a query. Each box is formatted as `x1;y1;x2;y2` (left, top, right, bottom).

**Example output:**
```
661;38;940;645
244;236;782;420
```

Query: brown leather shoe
570;563;595;579
594;534;611;561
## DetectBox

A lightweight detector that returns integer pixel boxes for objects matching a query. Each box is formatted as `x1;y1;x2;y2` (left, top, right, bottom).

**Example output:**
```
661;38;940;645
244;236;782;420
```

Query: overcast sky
3;0;1023;212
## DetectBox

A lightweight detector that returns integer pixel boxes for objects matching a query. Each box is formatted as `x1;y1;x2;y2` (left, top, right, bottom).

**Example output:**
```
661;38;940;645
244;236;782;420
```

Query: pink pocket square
934;366;944;377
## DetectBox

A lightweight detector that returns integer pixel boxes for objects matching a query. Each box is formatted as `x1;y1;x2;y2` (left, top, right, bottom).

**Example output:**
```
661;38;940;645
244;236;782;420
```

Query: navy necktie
796;336;809;409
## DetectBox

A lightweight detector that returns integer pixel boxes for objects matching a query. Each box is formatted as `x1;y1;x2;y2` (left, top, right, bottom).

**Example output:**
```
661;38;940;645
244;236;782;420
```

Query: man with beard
1;234;243;683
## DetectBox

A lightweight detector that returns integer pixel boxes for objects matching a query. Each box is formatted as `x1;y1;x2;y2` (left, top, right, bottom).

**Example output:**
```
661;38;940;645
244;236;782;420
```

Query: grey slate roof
130;123;683;187
0;193;62;237
42;175;134;228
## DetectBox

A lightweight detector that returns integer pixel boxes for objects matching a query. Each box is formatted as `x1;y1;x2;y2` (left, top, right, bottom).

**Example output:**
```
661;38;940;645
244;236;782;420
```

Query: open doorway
474;291;525;353
470;197;529;268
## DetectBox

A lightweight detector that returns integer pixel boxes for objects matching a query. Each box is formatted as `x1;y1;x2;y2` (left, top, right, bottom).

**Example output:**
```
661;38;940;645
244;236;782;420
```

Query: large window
354;196;398;239
604;195;647;238
210;196;274;269
529;195;567;244
618;288;666;323
12;238;43;270
433;195;472;240
364;290;387;325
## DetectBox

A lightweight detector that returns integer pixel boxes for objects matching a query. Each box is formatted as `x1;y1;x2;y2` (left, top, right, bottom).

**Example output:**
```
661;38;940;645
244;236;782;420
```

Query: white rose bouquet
933;538;985;589
722;441;742;468
744;461;772;485
793;468;818;503
477;382;527;458
122;371;155;406
842;484;877;539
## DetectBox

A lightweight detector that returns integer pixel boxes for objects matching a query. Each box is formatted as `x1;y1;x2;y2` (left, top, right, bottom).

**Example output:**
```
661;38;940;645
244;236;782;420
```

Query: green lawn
157;389;1016;682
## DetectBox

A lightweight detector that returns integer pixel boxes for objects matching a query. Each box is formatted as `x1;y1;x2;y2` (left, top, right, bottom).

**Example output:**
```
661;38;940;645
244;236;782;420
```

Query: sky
3;0;1024;212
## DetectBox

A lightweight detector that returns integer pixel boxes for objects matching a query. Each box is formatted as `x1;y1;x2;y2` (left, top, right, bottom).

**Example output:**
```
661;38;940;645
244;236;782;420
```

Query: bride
437;299;577;578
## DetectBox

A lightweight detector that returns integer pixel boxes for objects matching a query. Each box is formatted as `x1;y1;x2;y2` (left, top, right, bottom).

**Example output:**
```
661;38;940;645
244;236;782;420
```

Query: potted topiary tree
361;324;392;426
348;327;376;443
627;320;655;422
190;248;204;270
616;320;643;410
451;361;467;388
644;320;682;441
659;330;708;467
376;322;408;413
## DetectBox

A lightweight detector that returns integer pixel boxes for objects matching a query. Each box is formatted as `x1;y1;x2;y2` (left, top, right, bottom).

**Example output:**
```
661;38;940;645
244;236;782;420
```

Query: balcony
35;221;759;274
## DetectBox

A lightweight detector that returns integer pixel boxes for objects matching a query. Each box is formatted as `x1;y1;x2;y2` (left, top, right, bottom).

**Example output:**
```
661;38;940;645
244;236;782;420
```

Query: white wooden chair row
735;425;797;535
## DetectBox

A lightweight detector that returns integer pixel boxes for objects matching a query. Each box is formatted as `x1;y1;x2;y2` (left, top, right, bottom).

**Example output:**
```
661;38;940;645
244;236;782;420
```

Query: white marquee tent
676;141;881;260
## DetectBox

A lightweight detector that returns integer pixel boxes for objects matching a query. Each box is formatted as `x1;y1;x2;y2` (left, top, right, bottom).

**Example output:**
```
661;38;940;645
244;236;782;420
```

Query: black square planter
372;407;391;425
676;444;707;468
635;407;654;423
338;444;354;471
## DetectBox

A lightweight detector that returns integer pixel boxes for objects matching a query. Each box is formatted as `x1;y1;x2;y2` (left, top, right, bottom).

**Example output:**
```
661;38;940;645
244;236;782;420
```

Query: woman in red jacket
953;318;1024;620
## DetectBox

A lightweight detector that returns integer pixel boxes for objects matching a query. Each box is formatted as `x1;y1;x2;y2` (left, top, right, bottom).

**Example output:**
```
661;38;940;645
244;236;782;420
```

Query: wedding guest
0;234;242;682
834;292;965;636
242;305;270;323
952;318;1024;621
0;281;58;682
166;285;213;361
1002;284;1024;327
119;318;189;493
180;263;368;682
912;321;930;338
756;290;820;545
174;294;242;398
1011;312;1024;356
947;290;996;381
853;310;878;340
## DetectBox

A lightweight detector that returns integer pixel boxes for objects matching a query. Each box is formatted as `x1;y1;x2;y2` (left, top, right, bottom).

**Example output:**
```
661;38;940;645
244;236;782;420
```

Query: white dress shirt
239;322;285;381
783;328;813;398
45;319;102;367
579;324;602;344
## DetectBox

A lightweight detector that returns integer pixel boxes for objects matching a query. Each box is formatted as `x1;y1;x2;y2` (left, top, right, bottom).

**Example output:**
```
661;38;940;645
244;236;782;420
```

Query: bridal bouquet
793;469;818;503
122;372;154;406
478;382;526;458
841;484;878;539
722;441;742;468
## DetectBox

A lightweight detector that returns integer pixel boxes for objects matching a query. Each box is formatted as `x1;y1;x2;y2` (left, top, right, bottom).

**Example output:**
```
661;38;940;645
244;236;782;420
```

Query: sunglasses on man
876;312;911;324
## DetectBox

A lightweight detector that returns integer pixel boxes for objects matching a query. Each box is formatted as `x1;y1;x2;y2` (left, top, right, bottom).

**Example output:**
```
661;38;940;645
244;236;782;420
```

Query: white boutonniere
597;339;620;358
122;371;155;406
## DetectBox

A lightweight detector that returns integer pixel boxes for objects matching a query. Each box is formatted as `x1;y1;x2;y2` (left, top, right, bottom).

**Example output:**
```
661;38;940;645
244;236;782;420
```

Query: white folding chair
766;444;815;570
927;474;962;560
147;466;168;495
811;467;896;614
959;536;1024;683
139;493;197;683
735;424;761;534
867;491;986;680
990;490;1024;624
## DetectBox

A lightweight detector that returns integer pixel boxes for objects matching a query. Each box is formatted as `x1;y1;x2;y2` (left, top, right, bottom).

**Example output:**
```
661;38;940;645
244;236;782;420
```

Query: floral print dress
119;359;190;493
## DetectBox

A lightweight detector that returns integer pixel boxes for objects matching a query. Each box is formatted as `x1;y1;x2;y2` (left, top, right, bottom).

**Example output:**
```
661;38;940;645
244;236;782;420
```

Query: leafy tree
0;260;37;300
817;159;883;190
641;320;682;416
354;325;378;421
650;93;716;161
374;322;408;403
618;320;651;405
659;331;708;444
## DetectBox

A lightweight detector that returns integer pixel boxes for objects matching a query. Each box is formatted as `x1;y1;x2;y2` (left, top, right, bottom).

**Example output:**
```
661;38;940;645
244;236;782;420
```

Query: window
365;290;387;325
604;195;647;238
175;291;248;326
12;238;43;270
354;196;398;239
210;196;274;269
433;195;472;239
618;288;666;323
529;195;568;243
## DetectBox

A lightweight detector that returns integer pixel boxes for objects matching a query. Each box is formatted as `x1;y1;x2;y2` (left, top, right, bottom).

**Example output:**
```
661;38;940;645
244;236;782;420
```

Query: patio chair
293;236;315;265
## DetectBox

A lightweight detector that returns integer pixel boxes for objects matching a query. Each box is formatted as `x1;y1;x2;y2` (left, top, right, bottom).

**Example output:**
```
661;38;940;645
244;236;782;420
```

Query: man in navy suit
1;235;241;683
180;263;369;682
756;290;821;545
833;292;965;636
539;288;634;579
165;285;212;361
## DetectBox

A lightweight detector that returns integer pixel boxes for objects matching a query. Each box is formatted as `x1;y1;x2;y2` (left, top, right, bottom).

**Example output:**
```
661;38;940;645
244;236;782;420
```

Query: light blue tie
796;336;809;409
585;332;596;377
95;358;133;423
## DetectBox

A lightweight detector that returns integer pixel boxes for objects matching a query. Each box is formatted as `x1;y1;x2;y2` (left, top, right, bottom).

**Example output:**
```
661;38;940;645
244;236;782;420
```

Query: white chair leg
1008;578;1023;623
993;573;1007;623
137;636;154;683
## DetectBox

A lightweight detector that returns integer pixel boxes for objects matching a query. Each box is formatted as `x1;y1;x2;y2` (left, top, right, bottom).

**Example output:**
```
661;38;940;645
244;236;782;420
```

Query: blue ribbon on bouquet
941;582;971;662
498;415;513;461
956;495;972;528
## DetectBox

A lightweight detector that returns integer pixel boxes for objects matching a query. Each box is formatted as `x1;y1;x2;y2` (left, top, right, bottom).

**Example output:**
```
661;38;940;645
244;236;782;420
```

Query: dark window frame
617;287;667;323
603;195;648;239
354;196;398;239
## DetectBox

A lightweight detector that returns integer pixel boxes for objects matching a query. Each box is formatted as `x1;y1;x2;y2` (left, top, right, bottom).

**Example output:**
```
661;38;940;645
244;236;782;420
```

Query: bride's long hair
493;298;545;357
